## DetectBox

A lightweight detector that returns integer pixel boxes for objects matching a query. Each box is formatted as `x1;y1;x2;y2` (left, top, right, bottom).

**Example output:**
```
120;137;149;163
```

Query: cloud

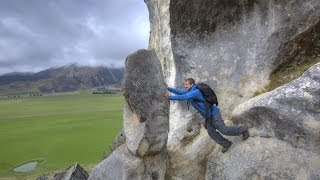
0;0;150;75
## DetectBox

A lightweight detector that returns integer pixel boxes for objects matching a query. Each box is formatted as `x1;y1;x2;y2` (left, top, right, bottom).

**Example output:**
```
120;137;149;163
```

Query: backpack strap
187;100;190;111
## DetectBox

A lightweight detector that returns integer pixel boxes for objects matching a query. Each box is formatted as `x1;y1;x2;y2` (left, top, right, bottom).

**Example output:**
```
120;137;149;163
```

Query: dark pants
206;112;246;147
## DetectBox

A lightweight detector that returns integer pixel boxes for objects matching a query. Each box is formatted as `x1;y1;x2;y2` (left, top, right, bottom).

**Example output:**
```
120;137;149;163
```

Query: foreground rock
54;163;88;180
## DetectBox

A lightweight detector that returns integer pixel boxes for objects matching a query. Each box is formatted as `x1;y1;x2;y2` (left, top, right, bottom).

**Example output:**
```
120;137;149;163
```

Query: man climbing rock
162;78;249;153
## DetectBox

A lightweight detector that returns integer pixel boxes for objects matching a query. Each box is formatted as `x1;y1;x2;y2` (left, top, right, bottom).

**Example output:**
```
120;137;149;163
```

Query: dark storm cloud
0;0;149;75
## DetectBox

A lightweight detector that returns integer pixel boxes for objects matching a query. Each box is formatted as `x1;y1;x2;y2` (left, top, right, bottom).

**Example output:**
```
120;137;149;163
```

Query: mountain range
0;64;124;96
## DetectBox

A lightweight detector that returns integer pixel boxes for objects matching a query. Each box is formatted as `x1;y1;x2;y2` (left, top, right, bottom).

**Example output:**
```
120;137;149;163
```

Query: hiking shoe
242;129;249;140
221;142;232;153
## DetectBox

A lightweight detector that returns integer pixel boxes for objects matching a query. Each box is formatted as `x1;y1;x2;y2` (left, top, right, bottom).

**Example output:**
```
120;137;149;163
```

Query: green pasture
0;91;124;178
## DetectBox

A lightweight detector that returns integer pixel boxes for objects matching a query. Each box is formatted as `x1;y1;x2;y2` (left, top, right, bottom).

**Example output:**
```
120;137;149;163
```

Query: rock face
147;0;320;117
89;49;169;179
145;0;320;179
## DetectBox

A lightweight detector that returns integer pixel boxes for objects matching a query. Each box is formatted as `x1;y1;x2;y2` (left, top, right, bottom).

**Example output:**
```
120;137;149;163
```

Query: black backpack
194;82;218;128
196;82;218;107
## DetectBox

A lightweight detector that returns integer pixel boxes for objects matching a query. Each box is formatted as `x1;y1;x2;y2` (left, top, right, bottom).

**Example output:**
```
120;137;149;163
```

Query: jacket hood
189;84;198;91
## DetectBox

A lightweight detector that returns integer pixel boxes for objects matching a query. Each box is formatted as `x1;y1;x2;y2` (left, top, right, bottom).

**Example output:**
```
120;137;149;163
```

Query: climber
162;78;249;153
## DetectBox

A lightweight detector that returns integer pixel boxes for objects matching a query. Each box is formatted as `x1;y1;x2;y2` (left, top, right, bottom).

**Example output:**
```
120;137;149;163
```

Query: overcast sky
0;0;150;75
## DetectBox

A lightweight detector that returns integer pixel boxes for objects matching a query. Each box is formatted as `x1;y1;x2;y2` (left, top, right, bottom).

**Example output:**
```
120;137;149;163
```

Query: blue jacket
168;84;220;118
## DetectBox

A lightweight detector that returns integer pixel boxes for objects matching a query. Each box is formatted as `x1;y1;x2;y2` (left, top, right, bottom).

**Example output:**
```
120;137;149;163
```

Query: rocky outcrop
89;49;169;179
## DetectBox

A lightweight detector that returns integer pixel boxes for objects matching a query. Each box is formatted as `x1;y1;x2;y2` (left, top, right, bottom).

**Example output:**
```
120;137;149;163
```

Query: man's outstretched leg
206;121;232;153
212;113;249;140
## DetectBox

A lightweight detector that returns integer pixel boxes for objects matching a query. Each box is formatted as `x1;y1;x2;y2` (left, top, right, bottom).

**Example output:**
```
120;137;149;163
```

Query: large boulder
89;49;169;179
122;49;169;157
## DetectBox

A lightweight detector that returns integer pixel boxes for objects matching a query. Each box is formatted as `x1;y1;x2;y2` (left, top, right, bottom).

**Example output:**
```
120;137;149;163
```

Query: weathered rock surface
88;144;168;180
54;163;88;180
109;128;126;152
122;49;169;157
102;128;126;159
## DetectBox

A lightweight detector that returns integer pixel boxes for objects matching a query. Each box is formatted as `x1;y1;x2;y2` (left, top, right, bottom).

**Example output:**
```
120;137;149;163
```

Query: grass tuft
254;57;320;96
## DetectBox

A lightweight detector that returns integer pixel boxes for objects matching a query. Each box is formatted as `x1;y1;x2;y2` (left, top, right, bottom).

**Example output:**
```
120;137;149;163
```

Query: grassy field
0;91;124;179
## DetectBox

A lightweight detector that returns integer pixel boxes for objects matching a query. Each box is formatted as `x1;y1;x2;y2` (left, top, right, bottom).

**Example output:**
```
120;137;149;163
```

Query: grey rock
36;174;48;180
232;63;320;152
122;49;169;157
109;128;126;152
102;128;126;160
88;144;168;180
53;163;88;180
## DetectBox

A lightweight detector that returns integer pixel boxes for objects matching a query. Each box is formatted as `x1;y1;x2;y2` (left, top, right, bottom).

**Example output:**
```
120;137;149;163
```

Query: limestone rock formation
122;49;169;157
89;49;169;179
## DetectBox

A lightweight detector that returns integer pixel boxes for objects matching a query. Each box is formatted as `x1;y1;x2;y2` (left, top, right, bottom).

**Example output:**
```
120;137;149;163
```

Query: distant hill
0;64;124;95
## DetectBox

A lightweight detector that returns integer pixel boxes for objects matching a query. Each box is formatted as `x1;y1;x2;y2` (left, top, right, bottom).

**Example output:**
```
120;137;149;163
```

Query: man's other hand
164;83;168;89
162;92;169;101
